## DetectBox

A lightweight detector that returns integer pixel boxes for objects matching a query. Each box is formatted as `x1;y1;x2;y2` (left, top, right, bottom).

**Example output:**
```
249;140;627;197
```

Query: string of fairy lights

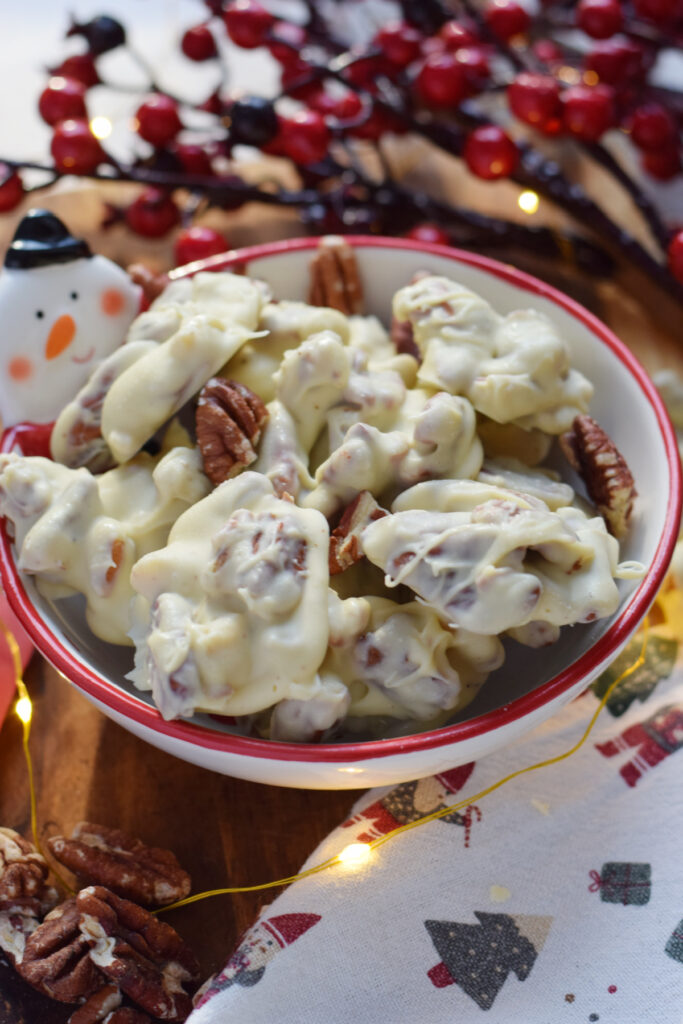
0;611;654;910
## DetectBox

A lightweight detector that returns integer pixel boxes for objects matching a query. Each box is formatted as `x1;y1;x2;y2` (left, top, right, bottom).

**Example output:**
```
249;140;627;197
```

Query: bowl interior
1;239;678;749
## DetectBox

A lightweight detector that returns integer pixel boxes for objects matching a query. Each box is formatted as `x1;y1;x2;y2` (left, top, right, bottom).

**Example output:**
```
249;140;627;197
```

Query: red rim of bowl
0;235;680;764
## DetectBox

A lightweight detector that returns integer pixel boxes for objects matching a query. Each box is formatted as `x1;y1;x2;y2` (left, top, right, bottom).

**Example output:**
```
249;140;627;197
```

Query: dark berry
484;1;531;41
135;95;182;147
464;125;518;180
222;0;274;49
630;104;677;151
280;110;330;165
416;52;468;108
66;15;126;55
375;22;423;67
174;226;228;266
229;96;279;147
39;77;87;127
576;0;623;38
561;84;615;140
181;24;218;61
51;119;103;174
508;72;561;128
0;166;24;212
125;188;180;237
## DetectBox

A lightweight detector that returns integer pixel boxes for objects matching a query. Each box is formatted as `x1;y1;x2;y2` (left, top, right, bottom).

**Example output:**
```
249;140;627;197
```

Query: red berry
200;90;224;116
311;91;363;121
51;119;103;174
267;21;307;66
561;84;615;141
125;188;180;237
532;39;563;64
181;24;218;61
222;0;274;49
438;21;478;50
135;94;182;147
406;223;450;245
464;125;518;180
280;110;331;165
0;166;24;212
416;53;468;108
347;105;402;140
641;147;681;181
455;47;490;91
508;72;561;127
668;230;683;284
51;54;100;88
280;61;323;103
174;226;228;266
172;142;213;175
342;53;388;89
484;1;531;41
634;0;681;22
39;77;87;127
576;0;623;39
375;22;422;67
630;104;677;151
585;40;646;83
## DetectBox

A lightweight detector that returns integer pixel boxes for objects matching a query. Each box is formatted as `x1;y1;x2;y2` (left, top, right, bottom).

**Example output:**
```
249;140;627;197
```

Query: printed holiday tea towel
187;620;683;1024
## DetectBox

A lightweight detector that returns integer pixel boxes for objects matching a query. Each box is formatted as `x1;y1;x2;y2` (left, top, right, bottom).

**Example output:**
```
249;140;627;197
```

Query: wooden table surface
0;250;680;1024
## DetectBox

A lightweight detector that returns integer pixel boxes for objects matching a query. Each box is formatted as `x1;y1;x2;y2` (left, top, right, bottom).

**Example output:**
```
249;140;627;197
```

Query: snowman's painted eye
35;310;44;319
70;291;79;300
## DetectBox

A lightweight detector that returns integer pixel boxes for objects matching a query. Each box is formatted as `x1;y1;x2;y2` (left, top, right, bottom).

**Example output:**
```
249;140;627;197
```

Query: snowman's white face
0;256;141;426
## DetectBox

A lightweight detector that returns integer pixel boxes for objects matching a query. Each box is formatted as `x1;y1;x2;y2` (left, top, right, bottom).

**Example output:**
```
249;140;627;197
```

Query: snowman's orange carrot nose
44;314;76;360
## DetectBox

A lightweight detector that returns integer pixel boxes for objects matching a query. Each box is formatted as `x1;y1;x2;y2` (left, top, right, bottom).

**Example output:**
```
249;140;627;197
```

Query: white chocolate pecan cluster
0;249;640;741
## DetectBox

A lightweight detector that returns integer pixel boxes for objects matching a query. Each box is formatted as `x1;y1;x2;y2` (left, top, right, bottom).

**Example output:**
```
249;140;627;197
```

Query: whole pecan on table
16;897;106;1004
329;491;388;575
77;886;200;1022
0;827;58;918
560;414;637;539
195;377;269;486
48;822;191;909
308;237;364;316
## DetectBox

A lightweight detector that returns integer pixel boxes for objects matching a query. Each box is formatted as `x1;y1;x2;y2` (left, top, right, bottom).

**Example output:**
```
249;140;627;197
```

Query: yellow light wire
159;616;652;913
0;620;74;893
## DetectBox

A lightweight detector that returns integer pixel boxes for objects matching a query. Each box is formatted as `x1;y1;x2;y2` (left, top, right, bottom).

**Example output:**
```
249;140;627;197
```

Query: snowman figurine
0;208;142;426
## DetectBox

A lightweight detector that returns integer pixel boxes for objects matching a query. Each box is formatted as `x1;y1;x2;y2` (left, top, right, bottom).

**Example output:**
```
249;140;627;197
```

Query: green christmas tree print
591;634;678;716
426;912;552;1010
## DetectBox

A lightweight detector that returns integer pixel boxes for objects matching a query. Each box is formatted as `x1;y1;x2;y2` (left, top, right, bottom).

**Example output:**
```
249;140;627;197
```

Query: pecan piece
0;827;57;916
17;898;106;1003
560;414;637;538
390;316;420;361
308;237;364;315
68;984;122;1024
196;377;269;486
77;887;199;1022
329;491;388;575
126;264;170;306
48;823;191;909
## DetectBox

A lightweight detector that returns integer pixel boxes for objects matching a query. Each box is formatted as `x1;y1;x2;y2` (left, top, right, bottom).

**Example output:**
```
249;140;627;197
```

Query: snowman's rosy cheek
8;357;34;382
101;288;126;316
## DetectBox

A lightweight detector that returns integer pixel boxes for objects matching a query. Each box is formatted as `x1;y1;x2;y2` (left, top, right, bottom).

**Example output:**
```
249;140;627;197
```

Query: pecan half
68;984;122;1024
196;377;269;486
390;316;420;361
329;491;387;575
48;823;191;909
0;828;57;916
308;237;364;315
560;414;637;538
17;898;106;1004
77;887;199;1023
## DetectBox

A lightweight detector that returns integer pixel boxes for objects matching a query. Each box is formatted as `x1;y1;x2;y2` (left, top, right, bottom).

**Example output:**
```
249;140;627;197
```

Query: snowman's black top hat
4;209;92;270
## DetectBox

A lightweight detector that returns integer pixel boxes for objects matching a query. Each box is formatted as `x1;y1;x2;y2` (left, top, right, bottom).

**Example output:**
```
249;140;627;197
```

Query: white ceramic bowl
1;237;680;789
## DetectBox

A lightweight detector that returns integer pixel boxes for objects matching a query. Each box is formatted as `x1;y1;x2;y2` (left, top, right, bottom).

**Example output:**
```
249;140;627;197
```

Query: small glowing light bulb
90;116;113;140
337;843;372;867
15;696;32;724
518;190;540;215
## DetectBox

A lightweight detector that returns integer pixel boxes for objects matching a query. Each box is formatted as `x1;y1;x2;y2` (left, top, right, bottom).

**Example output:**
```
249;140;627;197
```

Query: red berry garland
576;0;623;39
561;85;615;141
280;110;330;166
222;0;274;49
174;226;228;265
51;119;103;174
135;95;183;147
39;77;88;127
181;24;218;61
464;125;518;180
0;166;24;212
508;73;561;128
669;231;683;284
125;188;180;237
484;0;531;40
416;53;468;108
